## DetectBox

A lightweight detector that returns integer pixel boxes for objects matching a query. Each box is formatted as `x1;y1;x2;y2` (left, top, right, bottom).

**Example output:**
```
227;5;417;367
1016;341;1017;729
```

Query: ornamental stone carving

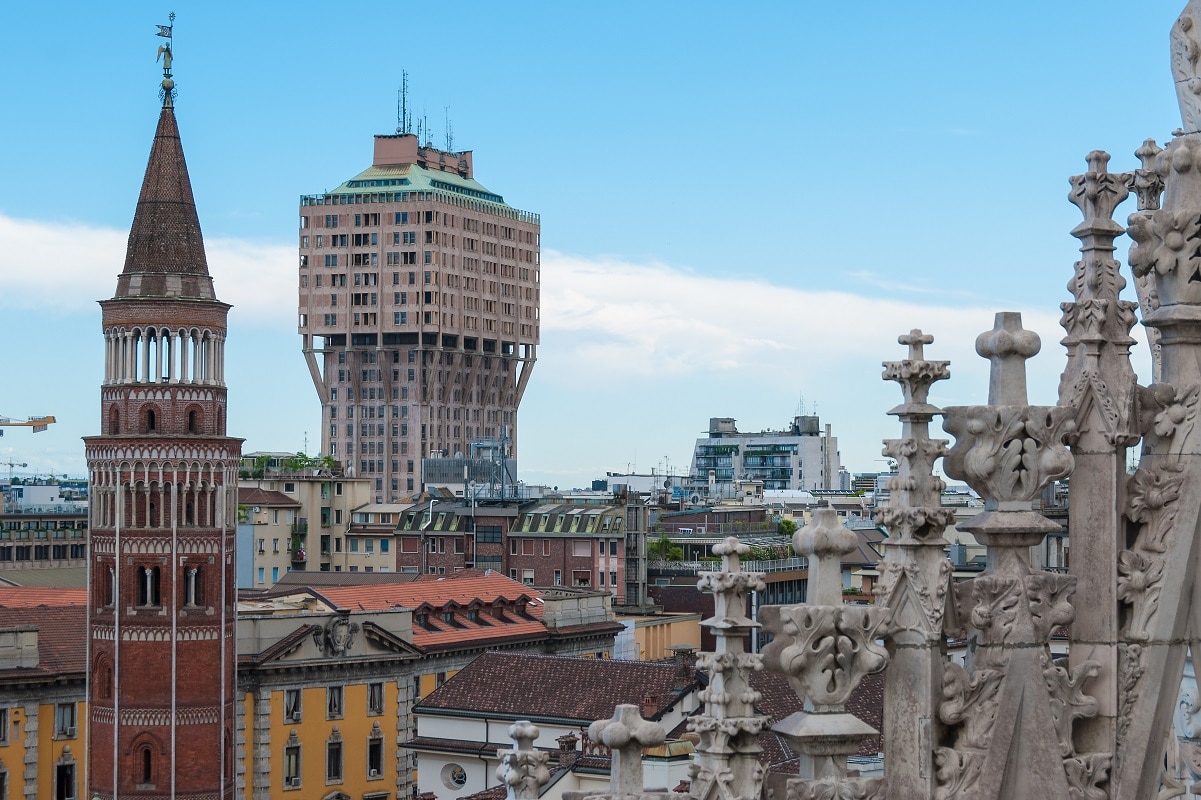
312;613;360;657
497;721;551;800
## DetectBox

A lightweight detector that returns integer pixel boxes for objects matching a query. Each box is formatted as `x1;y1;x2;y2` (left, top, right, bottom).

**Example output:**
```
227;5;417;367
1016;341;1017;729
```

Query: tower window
144;409;156;433
138;566;161;607
184;566;202;607
187;410;198;434
141;746;154;786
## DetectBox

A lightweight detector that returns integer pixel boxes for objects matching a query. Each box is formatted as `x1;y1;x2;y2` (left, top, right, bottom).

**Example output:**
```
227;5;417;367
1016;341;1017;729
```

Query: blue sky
0;1;1186;487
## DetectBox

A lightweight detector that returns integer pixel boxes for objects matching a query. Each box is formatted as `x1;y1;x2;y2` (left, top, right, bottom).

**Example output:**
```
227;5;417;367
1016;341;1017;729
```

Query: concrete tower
84;41;241;799
298;133;540;503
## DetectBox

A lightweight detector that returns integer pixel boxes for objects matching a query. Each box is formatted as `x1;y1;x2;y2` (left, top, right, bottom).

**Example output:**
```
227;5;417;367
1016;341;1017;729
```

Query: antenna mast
444;105;454;151
397;70;411;134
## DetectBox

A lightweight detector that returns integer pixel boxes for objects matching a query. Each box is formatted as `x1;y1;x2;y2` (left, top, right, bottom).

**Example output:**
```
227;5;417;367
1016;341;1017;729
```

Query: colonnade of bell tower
84;47;241;800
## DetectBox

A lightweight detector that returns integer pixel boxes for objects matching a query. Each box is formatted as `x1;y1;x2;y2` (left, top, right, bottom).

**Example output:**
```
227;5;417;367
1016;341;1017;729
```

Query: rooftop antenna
397;71;411;134
422;111;429;147
444;105;454;152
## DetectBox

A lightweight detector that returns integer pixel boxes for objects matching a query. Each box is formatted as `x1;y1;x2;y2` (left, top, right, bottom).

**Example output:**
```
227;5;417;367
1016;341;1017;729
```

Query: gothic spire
115;32;215;301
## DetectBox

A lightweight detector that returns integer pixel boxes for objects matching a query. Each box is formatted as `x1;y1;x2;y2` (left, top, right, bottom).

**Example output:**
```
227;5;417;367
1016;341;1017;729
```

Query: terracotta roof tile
115;105;215;300
238;488;301;507
0;604;86;676
0;587;87;607
313;573;541;616
310;573;548;651
416;652;698;722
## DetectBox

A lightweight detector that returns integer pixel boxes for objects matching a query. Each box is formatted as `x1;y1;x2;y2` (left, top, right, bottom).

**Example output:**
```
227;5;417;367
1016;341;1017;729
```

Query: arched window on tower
188;409;198;434
108;406;120;435
138;566;160;607
130;735;161;790
94;655;113;701
144;408;156;433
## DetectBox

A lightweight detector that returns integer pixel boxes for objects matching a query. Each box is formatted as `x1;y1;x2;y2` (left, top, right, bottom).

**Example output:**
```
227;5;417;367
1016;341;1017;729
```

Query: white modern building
686;415;841;500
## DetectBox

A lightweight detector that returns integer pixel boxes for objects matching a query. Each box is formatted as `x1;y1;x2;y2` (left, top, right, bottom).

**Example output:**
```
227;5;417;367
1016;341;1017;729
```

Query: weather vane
156;12;176;106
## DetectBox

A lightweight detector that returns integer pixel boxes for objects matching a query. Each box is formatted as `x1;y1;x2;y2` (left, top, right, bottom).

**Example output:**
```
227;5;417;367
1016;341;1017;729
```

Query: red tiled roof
0;604;86;677
313;571;539;611
238;488;301;507
312;572;547;651
0;587;87;608
416;652;698;722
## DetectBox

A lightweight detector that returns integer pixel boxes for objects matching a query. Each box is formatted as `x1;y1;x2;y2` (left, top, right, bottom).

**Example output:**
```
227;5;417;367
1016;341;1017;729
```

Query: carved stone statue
1173;1;1201;133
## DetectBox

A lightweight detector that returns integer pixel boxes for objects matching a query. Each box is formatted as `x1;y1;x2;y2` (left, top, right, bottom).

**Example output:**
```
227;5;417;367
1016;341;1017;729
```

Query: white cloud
539;248;1072;396
0;212;295;328
2;214;1152;487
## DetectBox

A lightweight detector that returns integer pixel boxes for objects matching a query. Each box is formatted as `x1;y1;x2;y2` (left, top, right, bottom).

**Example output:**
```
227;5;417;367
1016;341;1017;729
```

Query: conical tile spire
114;93;215;300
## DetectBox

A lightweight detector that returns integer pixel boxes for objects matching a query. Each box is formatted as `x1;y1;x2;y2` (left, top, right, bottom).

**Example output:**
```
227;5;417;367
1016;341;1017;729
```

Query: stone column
761;511;890;800
874;329;954;799
689;537;767;800
1059;150;1142;756
939;313;1108;800
1114;101;1201;796
141;328;151;383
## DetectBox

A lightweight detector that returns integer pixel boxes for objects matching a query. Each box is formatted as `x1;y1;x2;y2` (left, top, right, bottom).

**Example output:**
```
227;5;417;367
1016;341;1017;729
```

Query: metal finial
155;12;176;107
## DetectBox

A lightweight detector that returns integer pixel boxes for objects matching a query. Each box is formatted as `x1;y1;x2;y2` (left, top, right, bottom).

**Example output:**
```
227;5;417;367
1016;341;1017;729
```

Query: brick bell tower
84;31;240;800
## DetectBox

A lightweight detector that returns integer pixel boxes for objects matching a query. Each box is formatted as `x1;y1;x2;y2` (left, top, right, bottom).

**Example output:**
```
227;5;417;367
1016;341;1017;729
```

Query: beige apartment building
298;133;540;503
238;460;375;584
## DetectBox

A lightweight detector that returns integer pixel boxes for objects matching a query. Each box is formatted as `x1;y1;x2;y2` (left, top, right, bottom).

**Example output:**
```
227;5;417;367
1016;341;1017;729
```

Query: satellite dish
663;479;671;489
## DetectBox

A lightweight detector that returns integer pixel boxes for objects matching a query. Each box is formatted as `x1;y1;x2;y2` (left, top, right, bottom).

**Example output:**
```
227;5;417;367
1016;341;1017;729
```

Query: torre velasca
83;46;241;799
298;133;540;501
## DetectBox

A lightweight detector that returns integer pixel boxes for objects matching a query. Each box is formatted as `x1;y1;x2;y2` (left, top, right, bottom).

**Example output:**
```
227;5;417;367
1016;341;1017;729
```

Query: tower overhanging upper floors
298;133;540;503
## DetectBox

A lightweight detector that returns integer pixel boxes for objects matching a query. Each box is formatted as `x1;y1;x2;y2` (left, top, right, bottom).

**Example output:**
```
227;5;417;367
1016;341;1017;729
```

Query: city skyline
0;1;1183;487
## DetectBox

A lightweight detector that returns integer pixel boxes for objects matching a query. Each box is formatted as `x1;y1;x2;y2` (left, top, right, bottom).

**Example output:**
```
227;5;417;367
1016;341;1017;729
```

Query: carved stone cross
899;328;934;361
589;704;666;797
496;720;550;800
976;311;1041;406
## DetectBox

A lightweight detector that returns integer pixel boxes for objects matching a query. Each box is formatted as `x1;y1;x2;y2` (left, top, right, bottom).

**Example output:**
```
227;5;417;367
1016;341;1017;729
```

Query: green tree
777;518;798;537
648;534;683;561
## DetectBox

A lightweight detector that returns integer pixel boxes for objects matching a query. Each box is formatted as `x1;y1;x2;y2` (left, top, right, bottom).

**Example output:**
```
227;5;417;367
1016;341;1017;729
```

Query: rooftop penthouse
299;133;539;224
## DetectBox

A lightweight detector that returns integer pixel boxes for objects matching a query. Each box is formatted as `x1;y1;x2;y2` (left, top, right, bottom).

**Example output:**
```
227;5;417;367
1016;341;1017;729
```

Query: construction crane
2;462;27;514
0;416;56;436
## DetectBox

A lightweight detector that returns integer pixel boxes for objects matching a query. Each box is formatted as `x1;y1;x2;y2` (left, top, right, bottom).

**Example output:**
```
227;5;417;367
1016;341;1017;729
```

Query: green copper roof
329;164;508;207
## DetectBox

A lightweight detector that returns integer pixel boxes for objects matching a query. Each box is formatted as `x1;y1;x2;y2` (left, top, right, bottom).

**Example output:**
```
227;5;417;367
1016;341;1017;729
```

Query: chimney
556;733;579;767
668;644;696;688
641;693;658;719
